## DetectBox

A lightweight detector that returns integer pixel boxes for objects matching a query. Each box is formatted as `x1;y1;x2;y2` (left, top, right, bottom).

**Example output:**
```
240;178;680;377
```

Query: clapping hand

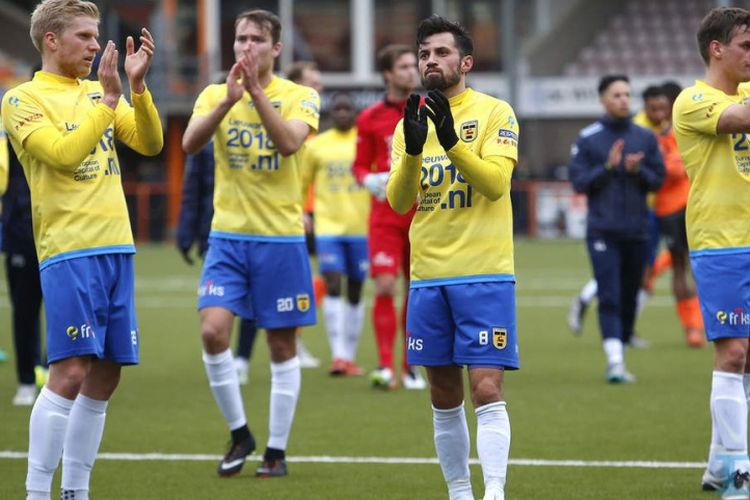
124;28;155;94
403;94;427;155
424;90;458;151
98;40;122;109
624;152;644;173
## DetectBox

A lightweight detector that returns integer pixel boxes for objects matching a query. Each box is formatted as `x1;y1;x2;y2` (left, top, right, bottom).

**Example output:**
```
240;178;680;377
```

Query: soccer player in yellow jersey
673;7;750;497
300;92;370;376
182;9;320;478
387;15;518;500
1;0;162;498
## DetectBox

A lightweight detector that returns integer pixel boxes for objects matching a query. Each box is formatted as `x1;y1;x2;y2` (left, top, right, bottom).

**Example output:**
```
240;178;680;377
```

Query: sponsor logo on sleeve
497;128;518;146
14;113;43;131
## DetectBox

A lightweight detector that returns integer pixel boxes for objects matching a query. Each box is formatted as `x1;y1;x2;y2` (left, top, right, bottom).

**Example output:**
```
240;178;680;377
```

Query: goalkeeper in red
387;15;519;500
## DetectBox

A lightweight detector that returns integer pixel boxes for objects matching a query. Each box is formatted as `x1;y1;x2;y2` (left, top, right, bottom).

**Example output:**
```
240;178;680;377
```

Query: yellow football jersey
300;127;369;237
390;88;518;284
673;80;750;252
192;76;320;239
633;110;662;135
0;121;8;196
2;71;162;268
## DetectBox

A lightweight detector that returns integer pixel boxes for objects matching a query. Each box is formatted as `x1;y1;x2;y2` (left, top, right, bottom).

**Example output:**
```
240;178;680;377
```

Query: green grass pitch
0;240;718;499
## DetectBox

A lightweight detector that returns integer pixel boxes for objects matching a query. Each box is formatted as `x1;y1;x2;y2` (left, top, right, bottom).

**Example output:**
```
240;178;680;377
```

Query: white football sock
636;288;650;316
203;349;246;430
476;401;510;494
27;387;74;496
267;357;301;450
433;403;473;500
62;394;108;493
710;371;748;454
580;279;598;304
343;301;365;362
602;338;624;365
323;296;345;360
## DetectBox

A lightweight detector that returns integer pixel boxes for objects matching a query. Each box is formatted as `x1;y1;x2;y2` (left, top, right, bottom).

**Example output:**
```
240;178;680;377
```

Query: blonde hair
30;0;100;54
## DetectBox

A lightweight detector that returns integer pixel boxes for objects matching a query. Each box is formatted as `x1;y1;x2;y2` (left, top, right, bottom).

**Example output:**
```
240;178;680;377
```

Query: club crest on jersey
492;327;508;350
296;293;311;312
87;92;102;104
460;120;478;142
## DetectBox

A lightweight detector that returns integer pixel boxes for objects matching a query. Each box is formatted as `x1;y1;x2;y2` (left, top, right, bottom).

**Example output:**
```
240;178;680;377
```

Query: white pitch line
0;451;705;469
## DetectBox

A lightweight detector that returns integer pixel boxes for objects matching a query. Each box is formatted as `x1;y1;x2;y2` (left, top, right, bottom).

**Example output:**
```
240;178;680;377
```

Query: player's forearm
447;143;513;201
183;100;234;154
387;154;421;214
130;88;163;156
24;104;115;171
249;88;306;156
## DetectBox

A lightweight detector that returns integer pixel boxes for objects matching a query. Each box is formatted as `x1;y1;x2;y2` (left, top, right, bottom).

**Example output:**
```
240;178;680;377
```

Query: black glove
403;93;427;155
425;90;458;151
178;246;195;265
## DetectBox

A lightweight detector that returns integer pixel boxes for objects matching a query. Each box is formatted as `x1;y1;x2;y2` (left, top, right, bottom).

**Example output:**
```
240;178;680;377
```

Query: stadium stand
564;0;750;76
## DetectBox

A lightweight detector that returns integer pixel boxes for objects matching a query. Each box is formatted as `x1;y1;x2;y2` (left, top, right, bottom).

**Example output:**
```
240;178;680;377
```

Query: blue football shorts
691;250;750;341
405;281;519;369
199;237;317;329
41;253;139;364
316;236;369;281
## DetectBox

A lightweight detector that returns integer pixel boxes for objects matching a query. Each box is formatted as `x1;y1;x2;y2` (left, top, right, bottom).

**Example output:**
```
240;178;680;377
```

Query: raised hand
239;46;260;94
403;93;428;155
606;139;624;169
225;62;245;104
624;151;644;173
98;40;122;109
124;28;155;93
424;90;458;151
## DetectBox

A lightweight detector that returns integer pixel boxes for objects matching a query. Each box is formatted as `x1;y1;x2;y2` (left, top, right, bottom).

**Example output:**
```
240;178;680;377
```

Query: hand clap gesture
424;90;458;151
124;28;155;94
98;40;122;109
403;94;428;155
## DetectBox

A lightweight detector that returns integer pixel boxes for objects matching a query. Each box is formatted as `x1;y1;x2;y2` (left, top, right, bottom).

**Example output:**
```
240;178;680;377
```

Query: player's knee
48;363;88;397
201;321;230;352
471;378;503;407
718;343;748;372
374;275;396;296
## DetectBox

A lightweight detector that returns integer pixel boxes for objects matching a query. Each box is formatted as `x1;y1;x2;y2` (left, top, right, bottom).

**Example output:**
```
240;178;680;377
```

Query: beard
421;66;461;91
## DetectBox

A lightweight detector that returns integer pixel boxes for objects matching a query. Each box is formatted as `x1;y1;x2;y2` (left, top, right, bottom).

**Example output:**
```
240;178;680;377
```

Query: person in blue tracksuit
177;142;257;383
2;136;47;405
569;75;665;384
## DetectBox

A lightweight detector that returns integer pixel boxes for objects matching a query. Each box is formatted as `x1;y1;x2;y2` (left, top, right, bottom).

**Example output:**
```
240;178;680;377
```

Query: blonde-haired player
3;0;162;498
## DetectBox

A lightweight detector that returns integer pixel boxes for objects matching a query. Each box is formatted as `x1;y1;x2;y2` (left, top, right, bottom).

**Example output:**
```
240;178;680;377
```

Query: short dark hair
697;7;750;64
376;44;414;72
236;9;281;44
285;61;318;83
416;15;473;57
661;81;682;103
598;75;629;95
642;85;666;101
